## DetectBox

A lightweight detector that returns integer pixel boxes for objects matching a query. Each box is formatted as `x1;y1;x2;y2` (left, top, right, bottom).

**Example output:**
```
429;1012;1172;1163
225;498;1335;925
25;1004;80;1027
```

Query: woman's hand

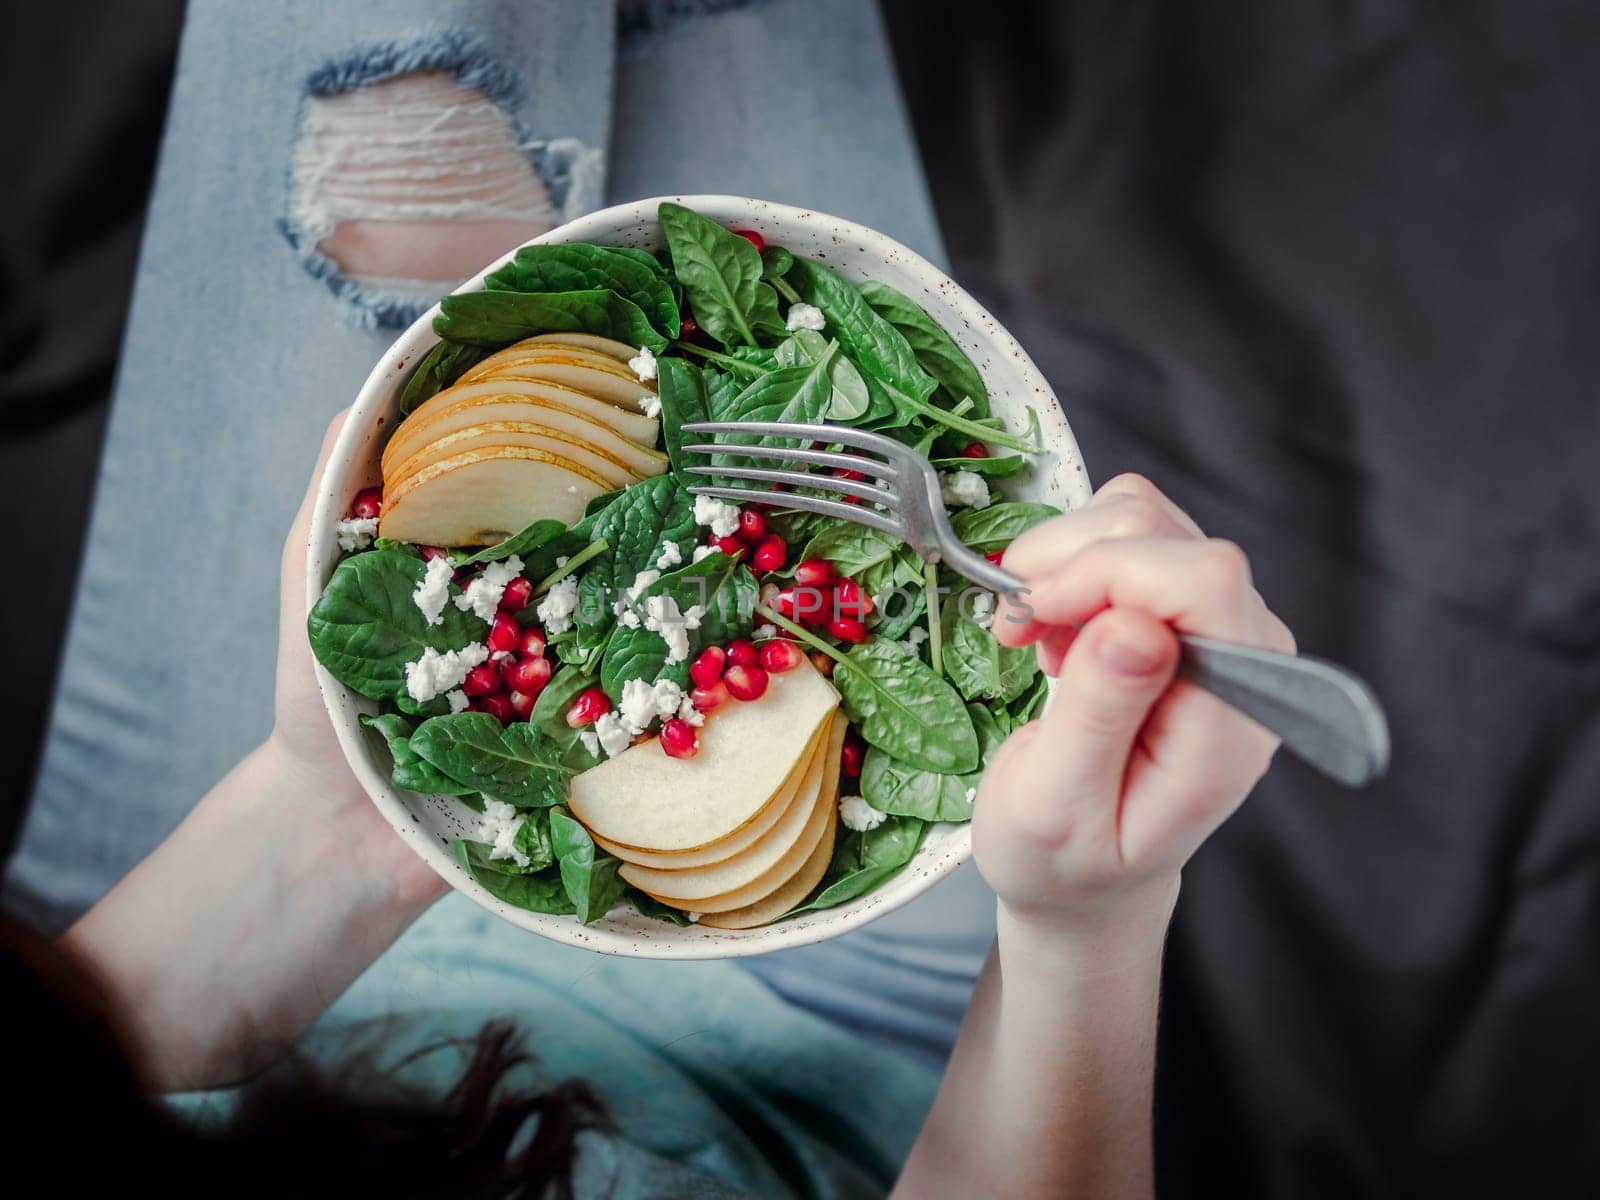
978;473;1294;938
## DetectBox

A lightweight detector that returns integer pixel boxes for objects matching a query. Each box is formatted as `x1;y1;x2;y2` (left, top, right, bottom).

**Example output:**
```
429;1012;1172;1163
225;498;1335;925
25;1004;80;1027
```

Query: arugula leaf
399;341;485;415
787;815;926;915
454;841;576;914
435;289;670;352
860;702;1005;821
530;668;604;770
655;356;710;479
859;280;989;419
360;713;476;796
949;501;1061;551
550;808;626;924
658;203;786;347
929;453;1028;479
944;615;1039;703
628;889;696;925
409;713;574;808
833;641;979;773
575;476;697;651
307;550;486;702
483;244;678;338
600;552;757;695
451;518;566;567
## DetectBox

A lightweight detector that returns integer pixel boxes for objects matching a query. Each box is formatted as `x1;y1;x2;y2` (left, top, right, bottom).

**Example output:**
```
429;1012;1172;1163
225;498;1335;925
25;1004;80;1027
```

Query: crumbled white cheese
964;786;978;806
785;302;826;332
446;689;470;713
693;494;741;538
839;795;887;833
618;608;642;630
412;554;455;626
641;392;662;419
758;582;780;607
617;677;688;735
691;543;716;562
685;912;703;924
655;541;682;570
491;649;513;663
907;625;928;647
641;594;702;664
594;711;634;758
335;517;379;553
536;574;580;635
556;556;570;568
578;729;601;758
454;555;525;622
754;623;778;641
677;696;705;727
940;470;991;510
476;799;530;868
404;643;490;704
628;345;658;382
970;592;995;629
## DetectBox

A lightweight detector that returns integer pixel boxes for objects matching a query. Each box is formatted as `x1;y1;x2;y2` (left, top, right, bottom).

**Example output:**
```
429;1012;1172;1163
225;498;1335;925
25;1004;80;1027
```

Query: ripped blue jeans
4;0;989;1067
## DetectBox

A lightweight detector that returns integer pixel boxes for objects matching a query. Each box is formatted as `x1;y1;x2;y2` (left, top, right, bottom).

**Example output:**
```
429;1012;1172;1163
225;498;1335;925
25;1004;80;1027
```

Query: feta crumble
691;543;716;562
578;729;601;757
642;594;703;664
454;555;526;621
412;554;455;626
907;625;929;647
335;517;378;553
964;786;978;806
593;711;634;758
753;623;778;641
677;696;705;727
405;643;490;704
785;302;826;332
628;345;658;382
618;677;688;734
839;795;887;833
655;541;682;570
446;689;470;713
970;592;996;629
641;392;662;419
693;494;741;538
940;470;992;510
536;574;580;635
476;799;530;868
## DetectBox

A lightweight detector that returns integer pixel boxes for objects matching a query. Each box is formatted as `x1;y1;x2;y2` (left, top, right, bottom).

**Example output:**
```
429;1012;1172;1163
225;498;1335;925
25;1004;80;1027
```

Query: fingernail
1098;635;1164;677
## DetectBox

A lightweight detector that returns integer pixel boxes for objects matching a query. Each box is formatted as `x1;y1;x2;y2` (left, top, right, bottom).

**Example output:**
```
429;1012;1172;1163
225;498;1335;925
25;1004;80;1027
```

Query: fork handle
947;547;1391;787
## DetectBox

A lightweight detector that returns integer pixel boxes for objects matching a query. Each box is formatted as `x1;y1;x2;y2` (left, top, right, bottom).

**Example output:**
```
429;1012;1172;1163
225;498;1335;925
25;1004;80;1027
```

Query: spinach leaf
833;641;979;773
483;244;678;338
513;808;557;872
574;476;697;651
860;702;1005;822
787;259;938;405
454;841;576;914
307;550;486;702
530;668;604;770
372;537;422;558
399;340;485;415
658;203;786;347
949;501;1061;551
930;453;1028;479
801;522;900;580
764;509;846;546
859;280;989;418
760;244;794;280
452;518;566;567
787;815;926;915
550;808;626;924
778;330;871;420
409;713;574;808
945;614;1039;703
360;713;476;796
600;552;756;695
1007;671;1051;727
655;356;710;479
628;889;696;925
435;289;669;352
710;352;836;470
871;585;927;643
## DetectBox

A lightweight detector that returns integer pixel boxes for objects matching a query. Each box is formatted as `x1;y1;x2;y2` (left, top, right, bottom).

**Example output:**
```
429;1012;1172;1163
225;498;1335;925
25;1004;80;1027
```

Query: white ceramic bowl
307;195;1091;958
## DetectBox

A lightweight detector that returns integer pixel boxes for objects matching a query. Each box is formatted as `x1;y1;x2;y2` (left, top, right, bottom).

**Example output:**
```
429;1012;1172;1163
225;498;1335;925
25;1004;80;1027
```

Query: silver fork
682;419;1391;788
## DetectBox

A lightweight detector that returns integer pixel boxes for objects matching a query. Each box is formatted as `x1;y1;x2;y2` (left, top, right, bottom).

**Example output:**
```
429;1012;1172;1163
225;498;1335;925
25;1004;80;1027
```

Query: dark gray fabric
883;1;1600;1195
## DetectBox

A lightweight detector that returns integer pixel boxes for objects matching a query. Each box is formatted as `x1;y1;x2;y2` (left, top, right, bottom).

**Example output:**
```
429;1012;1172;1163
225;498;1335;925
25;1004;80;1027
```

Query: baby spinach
760;244;794;280
574;476;697;651
945;615;1039;703
409;713;574;808
656;356;710;479
833;640;979;773
550;808;626;924
658;202;787;347
371;537;422;558
776;330;872;420
710;352;836;469
483;243;678;338
1006;671;1051;727
787;815;926;915
600;551;756;694
435;288;669;352
801;522;900;580
858;280;989;418
860;702;1005;822
513;808;557;872
361;713;476;796
307;550;486;702
628;889;696;925
788;259;937;404
452;518;566;567
531;668;605;770
949;501;1061;551
454;841;576;914
399;340;485;415
871;585;927;643
930;453;1028;479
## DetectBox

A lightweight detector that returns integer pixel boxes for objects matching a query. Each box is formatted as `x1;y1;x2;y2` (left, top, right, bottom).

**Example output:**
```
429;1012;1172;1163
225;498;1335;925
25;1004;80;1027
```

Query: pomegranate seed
724;663;770;701
985;549;1005;566
504;655;553;695
737;508;767;542
487;612;522;654
473;693;514;725
835;576;874;619
498;575;534;612
834;467;866;481
461;664;501;697
508;689;537;720
519;627;547;658
711;533;746;557
773;586;831;625
751;534;787;573
759;639;804;673
828;617;869;643
566;687;610;728
679;313;700;341
841;735;866;777
350;486;383;520
659;717;699;759
419;545;451;563
793;557;837;589
732;227;766;252
691;681;729;712
689;646;726;689
960;441;990;459
725;639;759;668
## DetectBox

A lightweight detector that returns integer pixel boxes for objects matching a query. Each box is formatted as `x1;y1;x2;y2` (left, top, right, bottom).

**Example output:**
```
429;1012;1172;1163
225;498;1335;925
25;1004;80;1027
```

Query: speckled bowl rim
307;195;1092;959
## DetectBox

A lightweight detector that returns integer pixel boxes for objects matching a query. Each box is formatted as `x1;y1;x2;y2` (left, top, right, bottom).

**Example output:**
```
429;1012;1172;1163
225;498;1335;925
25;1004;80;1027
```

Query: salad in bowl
307;197;1090;956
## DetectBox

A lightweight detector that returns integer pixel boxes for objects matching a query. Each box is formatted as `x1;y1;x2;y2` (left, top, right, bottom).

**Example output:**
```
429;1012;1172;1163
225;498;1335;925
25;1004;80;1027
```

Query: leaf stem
895;383;1040;453
533;538;609;597
923;561;944;675
755;604;849;668
772;277;803;305
675;341;771;377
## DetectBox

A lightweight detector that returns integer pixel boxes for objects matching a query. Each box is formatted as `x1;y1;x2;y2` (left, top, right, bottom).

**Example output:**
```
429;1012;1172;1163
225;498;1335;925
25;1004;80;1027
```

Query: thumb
1035;607;1180;807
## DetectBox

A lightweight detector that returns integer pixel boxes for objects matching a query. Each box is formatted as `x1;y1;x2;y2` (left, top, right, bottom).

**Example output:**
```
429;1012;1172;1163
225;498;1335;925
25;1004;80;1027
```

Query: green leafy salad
308;202;1058;930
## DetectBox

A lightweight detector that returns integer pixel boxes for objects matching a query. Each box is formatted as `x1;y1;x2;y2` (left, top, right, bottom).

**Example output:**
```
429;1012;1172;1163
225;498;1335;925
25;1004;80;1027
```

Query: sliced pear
617;714;840;901
518;332;639;362
462;341;650;386
387;421;642;492
696;806;838;930
379;446;610;546
568;661;840;852
468;357;657;414
591;720;829;868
